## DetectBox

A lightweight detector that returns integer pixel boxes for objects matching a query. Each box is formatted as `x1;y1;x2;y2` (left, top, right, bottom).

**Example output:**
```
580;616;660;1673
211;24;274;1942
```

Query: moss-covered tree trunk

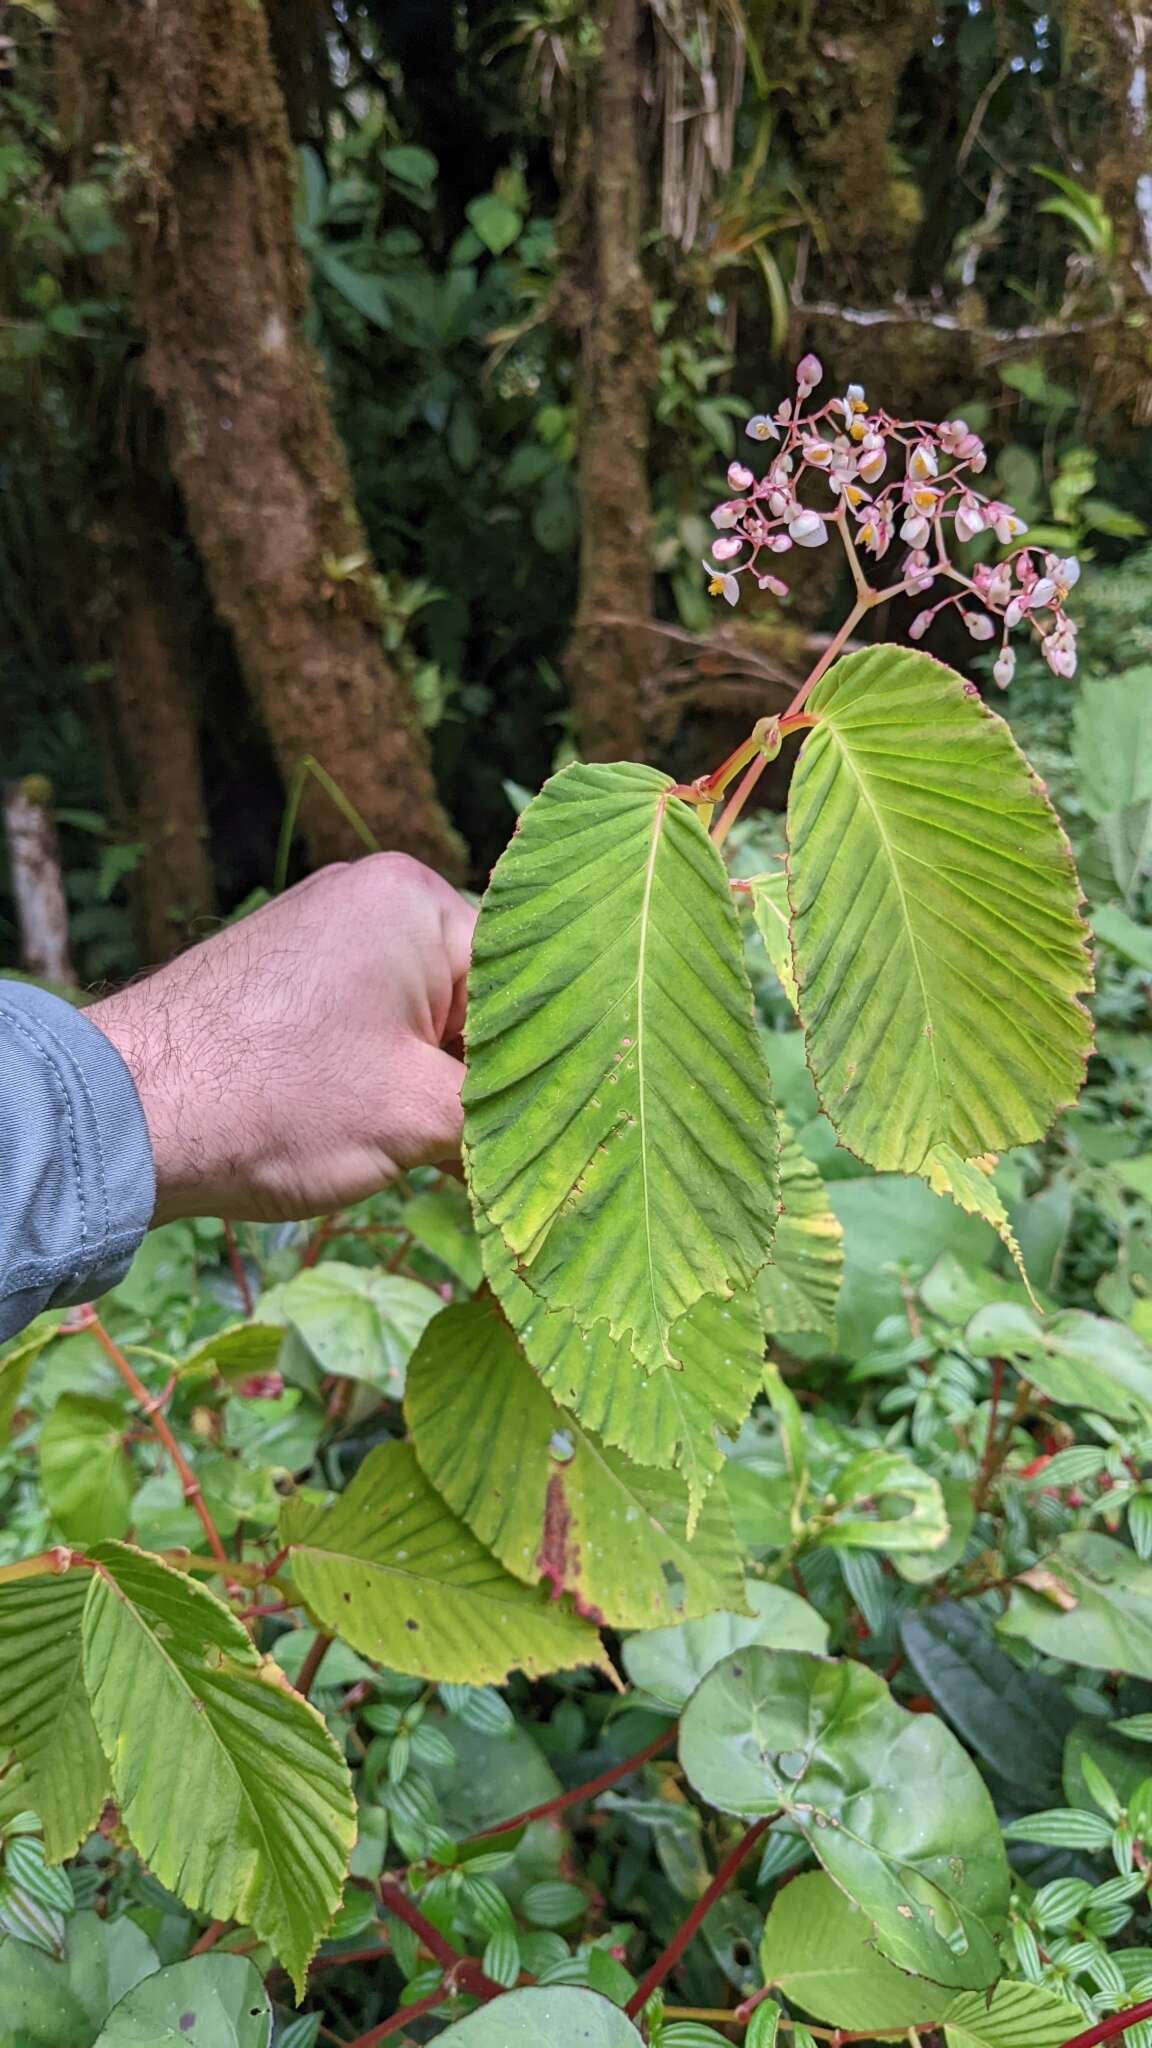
563;0;658;762
59;0;464;877
107;512;218;962
1071;1;1152;422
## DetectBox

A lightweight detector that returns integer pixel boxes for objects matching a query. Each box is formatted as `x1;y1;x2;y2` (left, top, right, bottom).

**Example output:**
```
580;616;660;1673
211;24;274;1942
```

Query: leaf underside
464;760;779;1370
787;646;1092;1176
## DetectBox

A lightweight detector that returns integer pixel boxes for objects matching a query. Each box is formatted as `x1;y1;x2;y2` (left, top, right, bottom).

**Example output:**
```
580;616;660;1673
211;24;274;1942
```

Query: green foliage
437;1988;644;2042
92;1955;271;2046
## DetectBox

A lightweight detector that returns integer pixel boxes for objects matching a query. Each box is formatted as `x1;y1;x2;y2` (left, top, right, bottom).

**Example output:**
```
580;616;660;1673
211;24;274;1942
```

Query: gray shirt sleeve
0;981;156;1341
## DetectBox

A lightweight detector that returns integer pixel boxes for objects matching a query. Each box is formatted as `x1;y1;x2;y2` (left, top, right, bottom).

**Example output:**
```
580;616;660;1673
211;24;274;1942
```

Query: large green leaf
998;1530;1152;1678
942;1979;1086;2048
758;1122;843;1341
405;1302;744;1626
482;1219;765;1515
0;1571;109;1861
81;1544;354;1996
623;1581;828;1711
900;1601;1074;1804
786;645;1092;1176
760;1871;952;2028
437;1988;643;2044
0;1909;159;2048
93;1955;270;2046
40;1395;134;1544
817;1447;948;1554
680;1647;1009;1988
1073;668;1152;899
464;760;779;1371
0;1320;58;1438
967;1300;1152;1424
257;1262;439;1394
282;1440;605;1683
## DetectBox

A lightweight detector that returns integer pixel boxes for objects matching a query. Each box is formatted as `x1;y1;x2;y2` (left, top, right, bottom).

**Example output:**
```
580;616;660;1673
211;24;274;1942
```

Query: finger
391;1042;467;1168
438;891;477;1047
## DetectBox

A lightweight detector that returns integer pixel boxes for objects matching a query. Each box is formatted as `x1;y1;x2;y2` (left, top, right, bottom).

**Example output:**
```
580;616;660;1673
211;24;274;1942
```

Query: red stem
344;1986;448;2047
296;1632;333;1698
624;1814;774;2018
83;1312;231;1571
377;1877;462;1975
222;1221;254;1316
467;1725;676;1842
972;1355;1006;1509
1056;1999;1152;2047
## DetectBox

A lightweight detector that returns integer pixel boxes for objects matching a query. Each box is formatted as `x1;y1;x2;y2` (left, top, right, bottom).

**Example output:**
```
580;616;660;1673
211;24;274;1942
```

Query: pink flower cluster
704;355;1080;683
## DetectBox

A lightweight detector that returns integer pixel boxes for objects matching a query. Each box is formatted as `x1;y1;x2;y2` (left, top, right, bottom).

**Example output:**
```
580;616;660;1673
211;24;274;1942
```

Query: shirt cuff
0;980;156;1337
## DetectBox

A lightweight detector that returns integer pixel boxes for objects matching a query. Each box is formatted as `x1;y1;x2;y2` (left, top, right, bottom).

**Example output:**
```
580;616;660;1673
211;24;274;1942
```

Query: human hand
89;855;476;1225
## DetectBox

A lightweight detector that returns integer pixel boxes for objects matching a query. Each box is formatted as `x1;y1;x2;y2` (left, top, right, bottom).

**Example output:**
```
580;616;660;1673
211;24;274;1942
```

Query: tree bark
563;0;659;762
107;515;218;962
1070;2;1152;422
3;779;75;987
58;0;465;878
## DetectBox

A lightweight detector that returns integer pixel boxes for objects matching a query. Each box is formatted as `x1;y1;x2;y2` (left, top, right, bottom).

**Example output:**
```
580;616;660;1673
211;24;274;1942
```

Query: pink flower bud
766;533;793;552
1004;597;1025;629
796;353;823;390
711;502;741;529
727;461;755;491
900;513;931;548
1051;554;1081;588
908;609;933;641
757;573;789;597
993;646;1016;689
857;444;887;484
712;534;744;561
788;509;828;547
963;609;995;641
768;490;791;517
1029;577;1057;608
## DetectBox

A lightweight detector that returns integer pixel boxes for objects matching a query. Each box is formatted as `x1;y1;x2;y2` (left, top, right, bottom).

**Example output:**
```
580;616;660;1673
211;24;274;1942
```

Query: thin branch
1055;1998;1152;2047
81;1310;231;1571
624;1814;776;2017
296;1632;333;1698
377;1877;462;1975
344;1985;448;2047
793;296;1116;345
221;1221;254;1316
467;1725;676;1842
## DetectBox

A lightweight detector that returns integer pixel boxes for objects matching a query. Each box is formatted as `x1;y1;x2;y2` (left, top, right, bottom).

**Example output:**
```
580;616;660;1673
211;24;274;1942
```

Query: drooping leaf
998;1530;1152;1679
622;1581;828;1711
464;761;779;1372
257;1262;439;1394
966;1301;1152;1425
405;1302;745;1627
923;1148;1035;1301
942;1979;1087;2048
786;645;1092;1179
900;1600;1076;1803
760;1871;952;2028
894;1478;975;1586
0;1320;58;1439
758;1122;843;1341
282;1440;605;1684
39;1395;134;1544
93;1954;271;2046
482;1218;765;1516
0;1571;109;1861
747;870;798;1009
179;1323;287;1388
436;1987;644;2044
81;1543;355;1996
680;1647;1009;1989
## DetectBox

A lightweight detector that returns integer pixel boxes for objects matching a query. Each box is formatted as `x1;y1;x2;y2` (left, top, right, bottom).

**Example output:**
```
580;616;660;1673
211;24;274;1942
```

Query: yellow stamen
849;419;866;441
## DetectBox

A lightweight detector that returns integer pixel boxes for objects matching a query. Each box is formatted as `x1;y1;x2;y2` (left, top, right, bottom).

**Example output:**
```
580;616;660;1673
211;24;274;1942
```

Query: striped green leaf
81;1544;355;1997
787;645;1092;1175
480;1217;764;1520
437;1988;643;2043
405;1302;745;1628
943;1978;1087;2048
758;1121;843;1340
0;1571;109;1861
464;761;778;1371
282;1440;606;1684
